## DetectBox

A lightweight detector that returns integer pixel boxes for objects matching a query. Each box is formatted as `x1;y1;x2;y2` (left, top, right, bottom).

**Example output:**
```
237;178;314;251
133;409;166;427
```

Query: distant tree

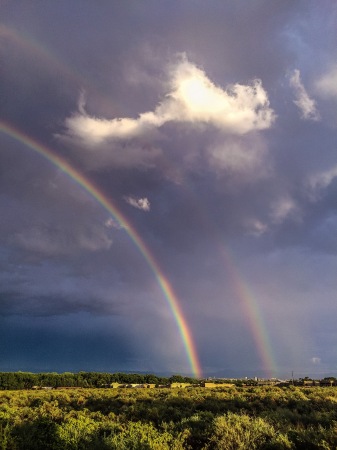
169;375;187;384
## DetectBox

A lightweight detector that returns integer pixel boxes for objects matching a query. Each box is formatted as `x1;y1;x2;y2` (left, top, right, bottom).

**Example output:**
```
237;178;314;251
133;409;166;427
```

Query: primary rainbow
0;120;202;379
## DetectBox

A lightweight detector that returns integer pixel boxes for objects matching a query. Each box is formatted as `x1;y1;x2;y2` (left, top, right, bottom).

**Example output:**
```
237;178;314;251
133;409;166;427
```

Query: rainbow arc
0;120;202;379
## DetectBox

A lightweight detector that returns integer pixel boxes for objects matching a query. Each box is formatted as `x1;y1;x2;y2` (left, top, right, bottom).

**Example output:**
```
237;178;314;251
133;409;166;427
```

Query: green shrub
12;417;61;450
57;413;99;449
103;420;189;450
0;422;16;450
206;412;292;450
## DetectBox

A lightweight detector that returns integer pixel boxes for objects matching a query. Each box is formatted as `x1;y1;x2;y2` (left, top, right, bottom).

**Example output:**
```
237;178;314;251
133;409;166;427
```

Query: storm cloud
1;0;337;378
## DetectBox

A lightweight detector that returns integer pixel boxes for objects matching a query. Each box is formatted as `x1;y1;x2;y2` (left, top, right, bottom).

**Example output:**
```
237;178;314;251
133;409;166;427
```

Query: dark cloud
0;0;336;377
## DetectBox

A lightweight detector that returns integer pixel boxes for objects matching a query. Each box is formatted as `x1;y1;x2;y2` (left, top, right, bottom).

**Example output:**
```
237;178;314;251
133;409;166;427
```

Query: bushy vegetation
1;385;337;449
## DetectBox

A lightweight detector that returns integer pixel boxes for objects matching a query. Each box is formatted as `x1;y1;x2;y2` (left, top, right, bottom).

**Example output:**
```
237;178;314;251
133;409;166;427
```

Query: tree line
0;372;199;390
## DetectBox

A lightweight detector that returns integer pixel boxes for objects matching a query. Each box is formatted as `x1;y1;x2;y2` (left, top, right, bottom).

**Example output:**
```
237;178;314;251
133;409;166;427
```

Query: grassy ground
1;385;337;449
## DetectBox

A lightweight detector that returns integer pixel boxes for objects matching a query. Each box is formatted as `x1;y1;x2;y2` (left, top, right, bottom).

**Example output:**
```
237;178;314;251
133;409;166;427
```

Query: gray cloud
315;65;337;99
289;69;320;121
1;0;337;377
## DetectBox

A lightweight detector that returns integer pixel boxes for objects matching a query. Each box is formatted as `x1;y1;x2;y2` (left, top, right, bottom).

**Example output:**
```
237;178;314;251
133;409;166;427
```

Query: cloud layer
1;0;337;378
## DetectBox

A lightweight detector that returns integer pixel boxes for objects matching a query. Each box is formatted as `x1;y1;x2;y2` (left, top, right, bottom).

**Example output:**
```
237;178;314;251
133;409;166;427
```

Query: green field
1;385;337;449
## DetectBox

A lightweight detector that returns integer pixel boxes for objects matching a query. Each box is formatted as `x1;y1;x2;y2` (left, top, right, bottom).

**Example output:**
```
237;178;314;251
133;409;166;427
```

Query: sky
1;1;337;379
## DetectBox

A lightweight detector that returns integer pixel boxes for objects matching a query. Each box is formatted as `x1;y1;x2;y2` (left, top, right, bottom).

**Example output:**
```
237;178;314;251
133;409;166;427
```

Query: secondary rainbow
0;25;110;111
0;120;202;379
179;181;277;377
220;249;277;378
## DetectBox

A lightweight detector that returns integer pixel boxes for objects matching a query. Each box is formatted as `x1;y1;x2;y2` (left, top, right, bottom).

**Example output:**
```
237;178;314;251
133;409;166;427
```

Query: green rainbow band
0;120;202;379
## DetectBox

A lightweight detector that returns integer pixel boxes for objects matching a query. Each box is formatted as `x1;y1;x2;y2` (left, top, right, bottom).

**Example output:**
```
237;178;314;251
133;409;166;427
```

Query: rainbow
0;25;111;111
220;249;277;378
0;25;83;85
0;120;202;378
177;179;277;377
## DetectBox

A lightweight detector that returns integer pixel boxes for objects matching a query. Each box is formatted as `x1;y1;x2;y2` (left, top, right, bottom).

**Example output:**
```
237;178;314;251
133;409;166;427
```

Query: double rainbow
1;24;278;377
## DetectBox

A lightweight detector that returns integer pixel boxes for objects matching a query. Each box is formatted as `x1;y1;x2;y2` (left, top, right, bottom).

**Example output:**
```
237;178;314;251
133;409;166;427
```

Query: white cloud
165;57;275;132
307;165;337;200
315;65;337;99
60;56;275;154
245;218;268;236
289;69;320;121
311;356;321;365
104;217;122;229
270;197;300;224
64;114;149;145
124;196;150;211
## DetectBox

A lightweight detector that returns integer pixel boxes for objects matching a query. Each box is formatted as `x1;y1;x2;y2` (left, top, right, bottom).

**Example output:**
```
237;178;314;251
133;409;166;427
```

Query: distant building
320;378;336;387
302;379;319;386
110;383;155;388
170;382;191;389
202;382;234;388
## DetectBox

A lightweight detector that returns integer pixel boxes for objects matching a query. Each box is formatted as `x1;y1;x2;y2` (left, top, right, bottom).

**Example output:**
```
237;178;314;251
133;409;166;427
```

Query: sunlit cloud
124;196;151;211
60;56;275;167
166;57;275;132
289;69;320;121
64;114;147;145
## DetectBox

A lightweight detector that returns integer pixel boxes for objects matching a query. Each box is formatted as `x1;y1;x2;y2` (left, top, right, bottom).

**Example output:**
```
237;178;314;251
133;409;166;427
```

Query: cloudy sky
1;1;337;378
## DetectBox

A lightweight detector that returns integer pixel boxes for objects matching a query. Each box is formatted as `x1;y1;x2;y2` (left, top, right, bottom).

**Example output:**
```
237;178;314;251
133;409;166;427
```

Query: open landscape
2;373;337;449
1;2;336;448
